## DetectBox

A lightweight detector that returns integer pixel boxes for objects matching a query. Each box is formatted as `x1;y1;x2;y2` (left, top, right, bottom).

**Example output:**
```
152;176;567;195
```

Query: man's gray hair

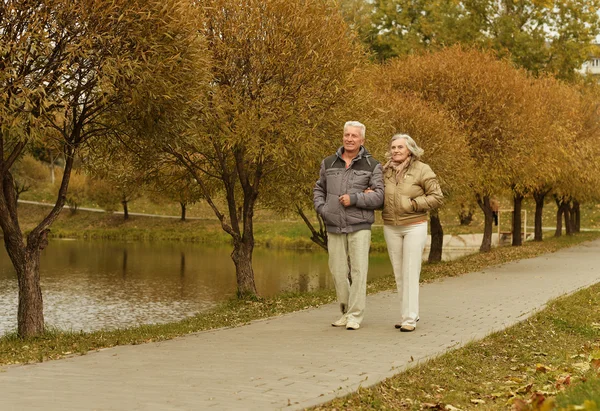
389;133;424;159
344;121;366;139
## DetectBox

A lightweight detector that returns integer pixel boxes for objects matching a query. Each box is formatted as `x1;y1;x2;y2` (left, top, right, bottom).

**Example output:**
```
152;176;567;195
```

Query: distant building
577;44;600;77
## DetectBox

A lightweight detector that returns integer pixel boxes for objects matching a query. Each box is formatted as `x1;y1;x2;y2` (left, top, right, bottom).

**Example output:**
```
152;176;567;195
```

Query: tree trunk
3;220;51;338
122;200;129;220
476;194;494;252
555;196;573;236
573;201;580;233
532;189;548;242
555;197;563;237
231;239;257;298
564;201;573;236
16;249;45;337
458;203;474;226
428;209;443;263
180;202;186;221
512;193;523;246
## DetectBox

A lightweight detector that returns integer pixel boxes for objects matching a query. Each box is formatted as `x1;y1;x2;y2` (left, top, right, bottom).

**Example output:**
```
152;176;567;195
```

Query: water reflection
0;240;477;336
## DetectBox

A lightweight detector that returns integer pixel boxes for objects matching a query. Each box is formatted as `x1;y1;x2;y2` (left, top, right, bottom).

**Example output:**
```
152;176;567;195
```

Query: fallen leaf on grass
516;383;534;394
572;362;591;373
572;399;599;410
470;399;485;404
536;363;550;373
509;398;529;411
421;402;443;409
555;374;571;390
444;405;462;411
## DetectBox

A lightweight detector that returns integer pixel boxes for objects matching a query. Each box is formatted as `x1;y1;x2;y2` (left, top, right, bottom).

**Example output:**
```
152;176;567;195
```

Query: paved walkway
2;239;600;411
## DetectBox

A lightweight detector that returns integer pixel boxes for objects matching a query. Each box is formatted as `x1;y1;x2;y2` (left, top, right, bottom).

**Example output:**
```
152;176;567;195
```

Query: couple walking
313;121;443;332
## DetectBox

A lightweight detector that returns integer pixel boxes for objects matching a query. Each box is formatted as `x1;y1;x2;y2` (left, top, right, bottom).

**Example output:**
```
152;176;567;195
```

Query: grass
313;271;600;411
1;231;598;371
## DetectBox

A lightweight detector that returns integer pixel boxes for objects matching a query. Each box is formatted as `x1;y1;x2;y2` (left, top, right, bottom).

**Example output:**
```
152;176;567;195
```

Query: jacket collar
331;146;371;167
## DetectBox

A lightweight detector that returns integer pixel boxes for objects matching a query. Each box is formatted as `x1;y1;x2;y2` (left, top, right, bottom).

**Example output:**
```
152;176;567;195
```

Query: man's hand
339;194;351;207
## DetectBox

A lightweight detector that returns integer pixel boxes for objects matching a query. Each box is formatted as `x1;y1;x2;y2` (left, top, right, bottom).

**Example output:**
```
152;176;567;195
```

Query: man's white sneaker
346;321;360;330
331;316;347;327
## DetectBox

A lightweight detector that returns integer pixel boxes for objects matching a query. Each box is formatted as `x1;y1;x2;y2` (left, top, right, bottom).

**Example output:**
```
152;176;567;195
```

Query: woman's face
390;138;411;163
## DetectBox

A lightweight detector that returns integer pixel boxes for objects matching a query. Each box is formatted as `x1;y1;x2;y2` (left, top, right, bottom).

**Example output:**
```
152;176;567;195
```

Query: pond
0;239;478;336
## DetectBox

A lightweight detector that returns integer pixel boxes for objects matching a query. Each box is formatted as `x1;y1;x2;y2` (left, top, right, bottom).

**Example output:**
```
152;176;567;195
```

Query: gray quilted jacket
313;146;384;234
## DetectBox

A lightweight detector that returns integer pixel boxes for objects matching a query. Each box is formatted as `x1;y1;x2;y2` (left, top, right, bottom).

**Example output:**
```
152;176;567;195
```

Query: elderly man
313;121;384;330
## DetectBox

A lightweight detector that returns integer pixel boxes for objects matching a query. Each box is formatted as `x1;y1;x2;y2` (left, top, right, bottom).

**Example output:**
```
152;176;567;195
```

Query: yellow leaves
531;0;554;9
507;392;555;411
537;363;551;373
516;383;534;394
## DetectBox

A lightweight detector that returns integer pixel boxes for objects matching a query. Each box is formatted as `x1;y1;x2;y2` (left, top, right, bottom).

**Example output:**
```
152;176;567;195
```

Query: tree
384;46;545;251
0;0;206;337
367;0;481;59
366;67;473;261
86;144;148;220
137;0;366;299
552;82;600;236
521;76;582;241
148;164;204;221
359;0;600;80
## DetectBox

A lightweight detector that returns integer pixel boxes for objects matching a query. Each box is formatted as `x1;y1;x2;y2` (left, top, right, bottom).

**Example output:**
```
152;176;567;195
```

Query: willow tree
0;0;206;337
366;65;473;261
144;0;365;298
520;77;582;241
384;46;542;251
552;85;600;236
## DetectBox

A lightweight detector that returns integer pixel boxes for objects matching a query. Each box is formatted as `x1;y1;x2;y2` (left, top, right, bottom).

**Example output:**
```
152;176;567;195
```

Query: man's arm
354;163;384;210
313;161;327;214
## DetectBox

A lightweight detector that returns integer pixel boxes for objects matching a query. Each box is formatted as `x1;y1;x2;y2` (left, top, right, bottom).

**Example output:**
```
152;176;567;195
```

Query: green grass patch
556;375;600;409
1;231;599;370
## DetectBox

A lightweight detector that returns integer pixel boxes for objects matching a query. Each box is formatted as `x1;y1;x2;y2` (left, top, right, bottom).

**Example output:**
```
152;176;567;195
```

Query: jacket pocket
350;170;371;192
399;195;414;214
321;196;339;226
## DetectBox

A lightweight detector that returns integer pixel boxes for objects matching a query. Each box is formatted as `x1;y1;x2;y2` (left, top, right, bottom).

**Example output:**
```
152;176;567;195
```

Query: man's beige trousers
327;230;371;325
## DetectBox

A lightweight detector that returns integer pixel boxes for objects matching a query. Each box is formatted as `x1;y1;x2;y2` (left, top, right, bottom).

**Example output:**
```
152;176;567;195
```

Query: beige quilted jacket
382;159;444;226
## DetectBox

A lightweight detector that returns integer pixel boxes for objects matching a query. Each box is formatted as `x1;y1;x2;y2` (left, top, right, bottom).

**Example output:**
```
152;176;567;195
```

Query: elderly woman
382;134;443;332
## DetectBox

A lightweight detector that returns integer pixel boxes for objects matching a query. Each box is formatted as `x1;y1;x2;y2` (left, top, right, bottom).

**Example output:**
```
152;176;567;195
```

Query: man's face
343;126;364;154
